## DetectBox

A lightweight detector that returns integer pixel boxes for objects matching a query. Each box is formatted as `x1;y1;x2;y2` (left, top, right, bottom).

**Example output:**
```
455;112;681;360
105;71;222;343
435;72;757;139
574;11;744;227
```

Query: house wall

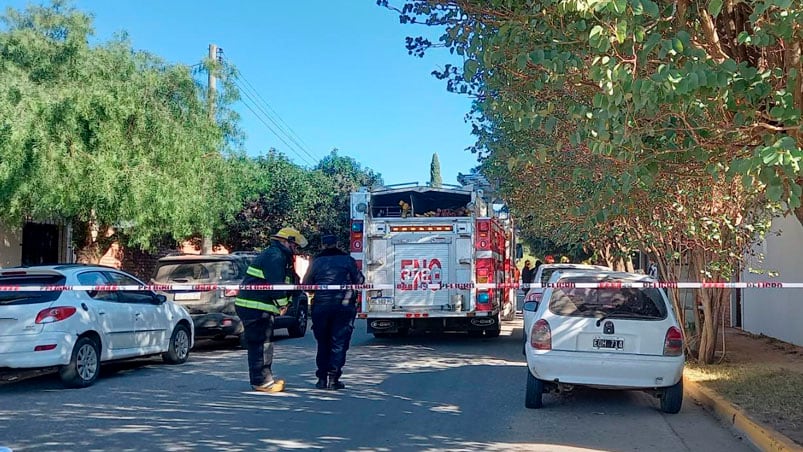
741;213;803;346
0;223;22;268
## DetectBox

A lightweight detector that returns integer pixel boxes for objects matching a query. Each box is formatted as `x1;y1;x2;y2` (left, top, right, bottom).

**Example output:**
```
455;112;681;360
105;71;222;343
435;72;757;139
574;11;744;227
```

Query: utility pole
201;43;218;254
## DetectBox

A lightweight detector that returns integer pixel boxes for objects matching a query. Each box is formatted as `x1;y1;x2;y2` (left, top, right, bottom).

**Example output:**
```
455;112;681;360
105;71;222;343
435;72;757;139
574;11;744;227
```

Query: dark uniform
235;238;298;389
304;237;364;389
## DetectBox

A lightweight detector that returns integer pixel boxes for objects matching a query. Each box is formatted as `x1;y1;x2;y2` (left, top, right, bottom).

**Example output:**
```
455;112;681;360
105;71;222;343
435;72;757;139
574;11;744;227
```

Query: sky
4;0;480;186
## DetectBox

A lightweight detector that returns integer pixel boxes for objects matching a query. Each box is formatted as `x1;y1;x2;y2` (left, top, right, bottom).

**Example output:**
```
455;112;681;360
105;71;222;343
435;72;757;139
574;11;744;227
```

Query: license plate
174;292;201;301
593;337;624;350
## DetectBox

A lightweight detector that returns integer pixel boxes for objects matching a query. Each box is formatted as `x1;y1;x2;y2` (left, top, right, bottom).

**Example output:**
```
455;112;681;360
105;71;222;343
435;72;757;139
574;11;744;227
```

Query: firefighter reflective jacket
235;240;297;314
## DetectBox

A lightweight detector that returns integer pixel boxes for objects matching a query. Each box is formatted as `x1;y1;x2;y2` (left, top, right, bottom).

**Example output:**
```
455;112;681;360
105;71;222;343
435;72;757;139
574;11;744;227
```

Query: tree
380;0;794;363
430;152;443;187
220;149;383;252
0;2;244;258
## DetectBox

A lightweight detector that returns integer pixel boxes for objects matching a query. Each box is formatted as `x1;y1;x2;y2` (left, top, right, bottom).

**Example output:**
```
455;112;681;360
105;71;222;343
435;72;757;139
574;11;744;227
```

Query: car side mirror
523;301;539;312
154;294;167;304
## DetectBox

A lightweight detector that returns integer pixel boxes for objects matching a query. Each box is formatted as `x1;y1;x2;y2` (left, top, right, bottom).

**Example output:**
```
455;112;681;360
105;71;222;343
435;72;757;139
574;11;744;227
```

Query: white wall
741;213;803;346
0;223;22;268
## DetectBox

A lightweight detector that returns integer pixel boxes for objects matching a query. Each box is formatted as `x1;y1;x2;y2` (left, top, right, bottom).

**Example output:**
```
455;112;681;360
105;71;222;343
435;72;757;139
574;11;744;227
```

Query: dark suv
151;254;308;340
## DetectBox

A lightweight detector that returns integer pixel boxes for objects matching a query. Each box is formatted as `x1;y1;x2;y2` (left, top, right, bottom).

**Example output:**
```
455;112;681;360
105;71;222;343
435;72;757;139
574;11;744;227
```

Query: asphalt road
0;318;756;452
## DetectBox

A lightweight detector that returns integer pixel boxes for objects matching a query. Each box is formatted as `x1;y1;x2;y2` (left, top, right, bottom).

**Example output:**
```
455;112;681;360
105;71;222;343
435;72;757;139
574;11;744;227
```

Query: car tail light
663;326;684;356
35;306;77;324
530;319;552;350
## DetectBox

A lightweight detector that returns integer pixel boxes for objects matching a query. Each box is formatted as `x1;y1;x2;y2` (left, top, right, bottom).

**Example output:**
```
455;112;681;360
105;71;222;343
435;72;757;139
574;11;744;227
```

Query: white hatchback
0;265;194;388
523;270;685;413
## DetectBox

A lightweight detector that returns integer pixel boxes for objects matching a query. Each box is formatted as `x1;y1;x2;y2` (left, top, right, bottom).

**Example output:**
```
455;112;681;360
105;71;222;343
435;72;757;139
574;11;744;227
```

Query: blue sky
5;1;480;185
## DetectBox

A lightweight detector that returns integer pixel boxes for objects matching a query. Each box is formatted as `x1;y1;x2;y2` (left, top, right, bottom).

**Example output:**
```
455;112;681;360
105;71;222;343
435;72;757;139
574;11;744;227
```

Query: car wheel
660;379;683;414
162;324;191;364
59;336;100;388
287;302;308;338
525;369;544;409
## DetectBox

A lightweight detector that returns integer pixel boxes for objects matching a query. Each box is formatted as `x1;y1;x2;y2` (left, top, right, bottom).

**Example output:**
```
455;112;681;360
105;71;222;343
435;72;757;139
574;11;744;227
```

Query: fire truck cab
349;183;518;338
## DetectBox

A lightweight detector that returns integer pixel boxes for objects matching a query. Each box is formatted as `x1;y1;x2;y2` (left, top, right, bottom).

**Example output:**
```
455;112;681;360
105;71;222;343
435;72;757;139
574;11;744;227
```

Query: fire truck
349;183;520;337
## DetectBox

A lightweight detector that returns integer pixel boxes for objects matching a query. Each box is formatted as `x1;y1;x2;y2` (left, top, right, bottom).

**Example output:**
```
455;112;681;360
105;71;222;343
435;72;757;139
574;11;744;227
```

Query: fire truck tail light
477;221;489;231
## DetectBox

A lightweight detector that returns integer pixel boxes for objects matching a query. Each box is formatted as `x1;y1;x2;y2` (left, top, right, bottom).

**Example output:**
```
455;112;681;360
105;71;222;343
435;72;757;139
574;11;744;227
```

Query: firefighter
235;226;308;393
303;233;365;390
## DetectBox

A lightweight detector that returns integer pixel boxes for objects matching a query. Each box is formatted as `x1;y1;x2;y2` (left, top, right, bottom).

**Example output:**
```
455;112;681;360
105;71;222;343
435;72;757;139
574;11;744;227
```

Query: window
77;271;117;302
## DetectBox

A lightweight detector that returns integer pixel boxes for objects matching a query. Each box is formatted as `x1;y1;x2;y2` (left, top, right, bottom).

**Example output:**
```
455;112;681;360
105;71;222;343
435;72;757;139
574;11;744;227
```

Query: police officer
303;233;365;390
235;226;307;393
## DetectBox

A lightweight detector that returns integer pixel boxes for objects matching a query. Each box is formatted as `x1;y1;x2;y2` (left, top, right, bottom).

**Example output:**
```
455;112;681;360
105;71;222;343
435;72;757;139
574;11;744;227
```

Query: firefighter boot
327;372;345;390
315;377;327;389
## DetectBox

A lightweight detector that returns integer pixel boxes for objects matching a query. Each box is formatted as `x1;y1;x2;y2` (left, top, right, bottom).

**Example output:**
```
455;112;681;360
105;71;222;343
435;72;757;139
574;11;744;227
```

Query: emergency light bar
390;225;454;232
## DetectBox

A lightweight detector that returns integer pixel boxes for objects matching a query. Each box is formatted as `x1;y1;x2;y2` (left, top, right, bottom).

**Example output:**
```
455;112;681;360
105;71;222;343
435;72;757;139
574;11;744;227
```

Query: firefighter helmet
272;227;308;248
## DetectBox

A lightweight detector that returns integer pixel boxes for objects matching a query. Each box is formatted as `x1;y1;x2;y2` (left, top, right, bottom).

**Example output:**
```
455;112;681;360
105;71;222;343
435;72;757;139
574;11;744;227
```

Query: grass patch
686;363;803;441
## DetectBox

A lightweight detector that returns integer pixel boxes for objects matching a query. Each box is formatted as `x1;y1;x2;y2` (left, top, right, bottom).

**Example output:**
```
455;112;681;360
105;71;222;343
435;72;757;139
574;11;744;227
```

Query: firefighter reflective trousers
235;305;276;386
311;303;357;380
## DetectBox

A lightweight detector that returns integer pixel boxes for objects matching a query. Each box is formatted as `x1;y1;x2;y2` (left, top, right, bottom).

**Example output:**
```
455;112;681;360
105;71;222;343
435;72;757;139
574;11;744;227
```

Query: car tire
525;370;544;409
660;379;683;414
162;324;191;364
59;336;101;388
287;302;308;338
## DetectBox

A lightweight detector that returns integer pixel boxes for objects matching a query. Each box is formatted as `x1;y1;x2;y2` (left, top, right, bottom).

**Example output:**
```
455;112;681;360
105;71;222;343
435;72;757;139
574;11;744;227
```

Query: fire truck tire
484;328;501;338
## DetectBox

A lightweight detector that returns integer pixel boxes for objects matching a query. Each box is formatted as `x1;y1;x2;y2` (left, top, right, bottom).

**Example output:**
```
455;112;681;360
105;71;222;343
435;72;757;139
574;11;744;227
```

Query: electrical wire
237;89;317;167
236;72;319;162
233;79;319;166
209;50;322;166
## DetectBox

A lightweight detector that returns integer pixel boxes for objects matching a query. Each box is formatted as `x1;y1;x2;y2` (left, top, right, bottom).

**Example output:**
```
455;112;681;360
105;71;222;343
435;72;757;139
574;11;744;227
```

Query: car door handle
98;311;106;316
135;312;143;318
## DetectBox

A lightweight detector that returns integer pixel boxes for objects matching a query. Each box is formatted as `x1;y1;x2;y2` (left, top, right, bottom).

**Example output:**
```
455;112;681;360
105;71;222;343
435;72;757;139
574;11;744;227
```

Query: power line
237;72;318;158
232;78;320;166
236;87;317;167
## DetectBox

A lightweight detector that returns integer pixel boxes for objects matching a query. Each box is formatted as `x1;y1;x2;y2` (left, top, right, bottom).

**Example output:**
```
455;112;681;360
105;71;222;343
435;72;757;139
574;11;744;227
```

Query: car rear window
548;284;668;320
153;260;244;283
0;274;66;305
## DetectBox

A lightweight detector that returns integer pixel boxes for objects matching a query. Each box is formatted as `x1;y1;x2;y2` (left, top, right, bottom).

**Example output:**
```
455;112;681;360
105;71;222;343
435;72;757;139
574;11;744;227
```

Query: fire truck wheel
484;328;501;338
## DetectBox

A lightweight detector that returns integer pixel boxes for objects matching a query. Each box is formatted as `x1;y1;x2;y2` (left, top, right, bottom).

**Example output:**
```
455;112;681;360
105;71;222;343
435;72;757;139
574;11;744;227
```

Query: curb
685;378;803;451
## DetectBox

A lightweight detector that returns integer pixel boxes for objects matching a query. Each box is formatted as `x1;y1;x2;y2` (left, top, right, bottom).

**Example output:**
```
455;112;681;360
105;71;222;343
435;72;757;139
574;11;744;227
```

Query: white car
523;270;685;413
523;263;611;305
0;265;194;388
521;263;610;354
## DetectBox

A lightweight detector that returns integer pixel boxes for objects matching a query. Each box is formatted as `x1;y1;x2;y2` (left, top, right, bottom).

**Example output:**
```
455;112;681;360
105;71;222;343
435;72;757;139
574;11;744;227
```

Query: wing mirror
523;301;539;312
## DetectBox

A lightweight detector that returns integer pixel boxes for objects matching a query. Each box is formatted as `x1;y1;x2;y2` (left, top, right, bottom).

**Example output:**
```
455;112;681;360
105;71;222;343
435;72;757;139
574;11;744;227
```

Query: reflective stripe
235;296;291;313
235;298;280;314
247;266;265;279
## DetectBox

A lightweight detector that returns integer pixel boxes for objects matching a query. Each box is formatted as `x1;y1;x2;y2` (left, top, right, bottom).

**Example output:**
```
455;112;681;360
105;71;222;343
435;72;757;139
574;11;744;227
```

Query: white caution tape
0;281;799;292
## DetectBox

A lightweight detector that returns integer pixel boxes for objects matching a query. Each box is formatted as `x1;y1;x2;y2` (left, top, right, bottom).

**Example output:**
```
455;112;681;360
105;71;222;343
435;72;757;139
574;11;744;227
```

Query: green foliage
430;152;443;187
0;2;243;250
221;149;382;252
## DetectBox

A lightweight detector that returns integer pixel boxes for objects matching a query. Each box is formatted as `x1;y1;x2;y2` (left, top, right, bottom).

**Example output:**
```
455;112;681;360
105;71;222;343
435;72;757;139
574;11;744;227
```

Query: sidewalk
685;328;803;452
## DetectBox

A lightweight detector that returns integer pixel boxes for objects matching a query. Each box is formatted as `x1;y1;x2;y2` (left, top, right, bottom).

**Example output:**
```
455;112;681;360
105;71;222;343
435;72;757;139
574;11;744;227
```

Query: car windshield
153;260;243;283
0;274;66;305
548;283;668;320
